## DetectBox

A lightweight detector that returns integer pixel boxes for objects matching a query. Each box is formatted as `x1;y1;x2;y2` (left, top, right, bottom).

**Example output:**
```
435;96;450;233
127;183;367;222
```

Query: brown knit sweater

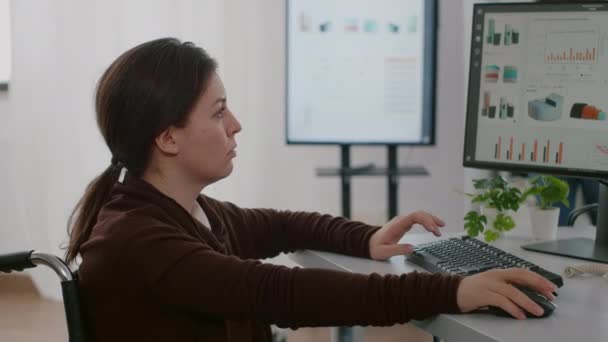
78;177;462;342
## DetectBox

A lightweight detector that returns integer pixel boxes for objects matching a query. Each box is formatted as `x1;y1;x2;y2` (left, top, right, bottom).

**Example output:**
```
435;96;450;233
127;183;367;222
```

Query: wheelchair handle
0;251;85;341
0;250;36;273
31;252;74;282
0;251;74;282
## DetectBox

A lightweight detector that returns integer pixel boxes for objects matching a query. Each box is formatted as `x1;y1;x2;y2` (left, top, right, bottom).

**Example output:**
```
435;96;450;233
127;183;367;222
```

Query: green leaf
484;229;500;242
521;187;542;202
472;178;488;189
464;175;526;242
472;194;487;203
526;175;570;209
464;211;485;237
494;213;515;232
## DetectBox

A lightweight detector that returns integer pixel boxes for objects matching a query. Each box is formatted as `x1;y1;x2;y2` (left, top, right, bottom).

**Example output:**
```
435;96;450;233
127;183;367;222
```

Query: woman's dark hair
66;38;217;263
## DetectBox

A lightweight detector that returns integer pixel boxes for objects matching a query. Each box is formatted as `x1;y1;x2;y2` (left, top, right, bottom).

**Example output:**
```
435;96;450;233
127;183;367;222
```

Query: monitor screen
464;2;608;179
285;0;437;145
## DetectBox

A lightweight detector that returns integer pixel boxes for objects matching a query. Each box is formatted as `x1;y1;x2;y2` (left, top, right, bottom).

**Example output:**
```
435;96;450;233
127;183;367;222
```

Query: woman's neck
142;168;206;214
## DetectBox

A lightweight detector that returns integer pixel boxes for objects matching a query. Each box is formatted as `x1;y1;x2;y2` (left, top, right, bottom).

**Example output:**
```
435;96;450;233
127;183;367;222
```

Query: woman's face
173;73;242;185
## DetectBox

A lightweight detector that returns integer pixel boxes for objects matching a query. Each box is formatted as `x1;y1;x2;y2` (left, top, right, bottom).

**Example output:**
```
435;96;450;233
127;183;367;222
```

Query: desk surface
289;226;608;342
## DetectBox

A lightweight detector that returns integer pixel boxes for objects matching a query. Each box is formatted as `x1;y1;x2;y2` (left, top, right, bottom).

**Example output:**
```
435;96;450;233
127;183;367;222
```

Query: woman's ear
154;127;180;156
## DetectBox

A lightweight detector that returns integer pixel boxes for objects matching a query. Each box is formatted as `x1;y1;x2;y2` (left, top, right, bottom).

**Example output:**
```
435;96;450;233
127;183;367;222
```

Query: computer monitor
464;2;608;264
285;0;437;145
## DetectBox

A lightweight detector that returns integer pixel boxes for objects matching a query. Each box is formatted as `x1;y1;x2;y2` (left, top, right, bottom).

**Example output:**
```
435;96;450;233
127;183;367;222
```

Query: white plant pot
529;207;560;241
509;205;532;237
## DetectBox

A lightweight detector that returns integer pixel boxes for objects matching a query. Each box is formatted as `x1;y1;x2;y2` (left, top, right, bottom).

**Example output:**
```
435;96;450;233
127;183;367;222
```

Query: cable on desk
564;264;608;283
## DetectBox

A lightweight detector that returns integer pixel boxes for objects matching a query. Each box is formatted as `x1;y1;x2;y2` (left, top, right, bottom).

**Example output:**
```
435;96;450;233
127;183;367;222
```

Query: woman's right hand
456;268;558;320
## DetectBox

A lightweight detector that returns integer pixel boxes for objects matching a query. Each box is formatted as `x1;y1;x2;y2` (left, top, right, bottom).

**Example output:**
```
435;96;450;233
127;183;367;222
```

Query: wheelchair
0;251;88;342
0;251;289;342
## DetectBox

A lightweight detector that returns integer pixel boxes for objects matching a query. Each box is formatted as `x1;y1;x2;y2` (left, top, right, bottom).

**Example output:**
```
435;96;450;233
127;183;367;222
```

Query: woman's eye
216;107;226;118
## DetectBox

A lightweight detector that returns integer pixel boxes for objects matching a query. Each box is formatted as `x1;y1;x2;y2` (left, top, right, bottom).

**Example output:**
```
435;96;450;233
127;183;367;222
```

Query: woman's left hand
369;211;445;261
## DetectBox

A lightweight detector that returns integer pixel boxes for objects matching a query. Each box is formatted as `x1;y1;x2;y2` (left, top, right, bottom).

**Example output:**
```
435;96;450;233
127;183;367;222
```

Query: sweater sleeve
213;200;380;260
120;221;463;328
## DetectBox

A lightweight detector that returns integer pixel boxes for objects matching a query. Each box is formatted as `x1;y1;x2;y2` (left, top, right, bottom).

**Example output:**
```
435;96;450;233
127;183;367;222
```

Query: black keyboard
407;236;563;287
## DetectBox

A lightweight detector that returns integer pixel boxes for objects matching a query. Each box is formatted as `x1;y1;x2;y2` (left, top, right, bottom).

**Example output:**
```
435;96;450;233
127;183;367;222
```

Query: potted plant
464;176;526;242
524;175;570;240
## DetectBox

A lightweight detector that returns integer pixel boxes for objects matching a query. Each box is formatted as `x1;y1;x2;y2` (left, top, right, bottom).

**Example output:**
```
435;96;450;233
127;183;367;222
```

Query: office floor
0;274;431;342
0;274;68;342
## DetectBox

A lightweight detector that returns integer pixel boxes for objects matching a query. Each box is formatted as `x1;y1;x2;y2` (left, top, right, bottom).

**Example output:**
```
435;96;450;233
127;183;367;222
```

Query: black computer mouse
486;287;557;318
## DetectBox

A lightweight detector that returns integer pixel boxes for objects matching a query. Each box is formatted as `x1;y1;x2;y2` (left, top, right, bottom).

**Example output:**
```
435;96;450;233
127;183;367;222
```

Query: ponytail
65;165;120;264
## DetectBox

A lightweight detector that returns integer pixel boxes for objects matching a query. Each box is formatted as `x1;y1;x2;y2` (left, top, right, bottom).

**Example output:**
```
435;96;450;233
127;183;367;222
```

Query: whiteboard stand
316;145;429;221
316;144;429;342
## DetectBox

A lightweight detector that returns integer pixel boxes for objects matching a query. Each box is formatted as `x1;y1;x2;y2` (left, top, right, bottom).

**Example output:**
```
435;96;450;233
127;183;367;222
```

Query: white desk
289;226;608;342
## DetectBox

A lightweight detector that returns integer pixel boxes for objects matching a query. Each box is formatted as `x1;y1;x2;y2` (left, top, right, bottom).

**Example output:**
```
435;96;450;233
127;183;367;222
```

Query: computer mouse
486;286;557;318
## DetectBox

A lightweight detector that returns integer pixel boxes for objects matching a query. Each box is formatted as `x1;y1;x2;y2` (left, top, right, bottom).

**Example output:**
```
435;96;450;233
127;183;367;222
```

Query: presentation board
286;0;437;145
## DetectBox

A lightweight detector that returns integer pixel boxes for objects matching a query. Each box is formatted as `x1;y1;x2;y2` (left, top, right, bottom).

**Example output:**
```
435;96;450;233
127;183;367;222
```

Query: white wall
1;0;226;300
0;0;470;300
0;0;10;84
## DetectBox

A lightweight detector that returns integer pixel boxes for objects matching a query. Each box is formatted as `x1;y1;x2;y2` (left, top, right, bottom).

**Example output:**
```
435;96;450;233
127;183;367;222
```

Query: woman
68;38;557;342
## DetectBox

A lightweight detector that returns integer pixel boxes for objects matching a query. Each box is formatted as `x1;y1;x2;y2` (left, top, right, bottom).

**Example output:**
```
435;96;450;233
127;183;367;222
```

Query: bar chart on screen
493;136;564;164
544;28;598;64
